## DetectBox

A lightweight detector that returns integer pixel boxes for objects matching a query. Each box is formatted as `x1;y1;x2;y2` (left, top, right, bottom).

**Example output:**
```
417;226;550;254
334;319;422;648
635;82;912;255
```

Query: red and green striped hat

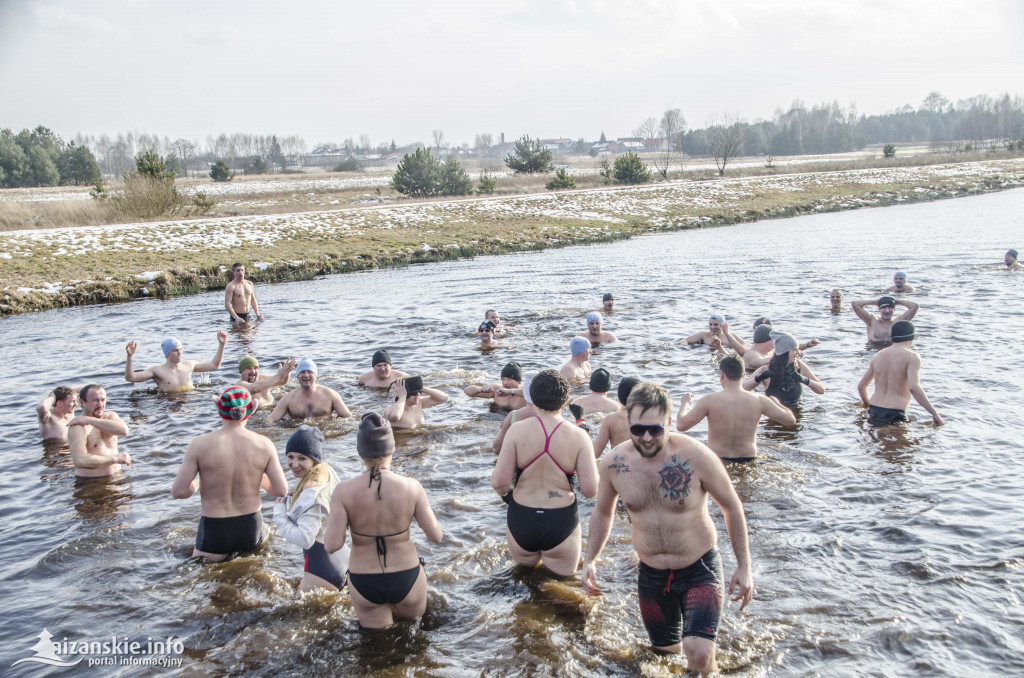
218;386;254;421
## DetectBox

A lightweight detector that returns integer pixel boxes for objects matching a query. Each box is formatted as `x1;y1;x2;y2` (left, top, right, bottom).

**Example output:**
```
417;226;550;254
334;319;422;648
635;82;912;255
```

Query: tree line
0;126;101;189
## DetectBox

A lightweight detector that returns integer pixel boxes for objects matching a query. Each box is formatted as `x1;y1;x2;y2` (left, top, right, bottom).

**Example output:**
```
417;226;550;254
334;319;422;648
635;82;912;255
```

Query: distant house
616;138;645;153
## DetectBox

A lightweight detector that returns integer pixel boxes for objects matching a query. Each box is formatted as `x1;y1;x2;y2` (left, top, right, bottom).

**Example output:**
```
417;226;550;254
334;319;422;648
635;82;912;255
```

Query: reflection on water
1;189;1024;675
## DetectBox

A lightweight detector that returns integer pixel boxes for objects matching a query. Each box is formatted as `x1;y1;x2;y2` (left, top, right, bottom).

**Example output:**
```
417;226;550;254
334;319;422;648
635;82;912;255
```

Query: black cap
878;296;896;309
372;349;391;366
589;368;611;393
890;320;915;343
478;321;496;333
617;376;641;406
500;361;523;382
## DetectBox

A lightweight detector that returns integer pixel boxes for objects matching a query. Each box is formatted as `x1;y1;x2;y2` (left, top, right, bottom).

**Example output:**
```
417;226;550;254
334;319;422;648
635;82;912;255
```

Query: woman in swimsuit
272;426;350;595
743;330;825;407
492;369;599;576
324;412;442;628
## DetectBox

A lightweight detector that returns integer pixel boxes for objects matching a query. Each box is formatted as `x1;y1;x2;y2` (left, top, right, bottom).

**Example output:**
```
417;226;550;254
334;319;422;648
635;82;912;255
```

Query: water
1;189;1023;676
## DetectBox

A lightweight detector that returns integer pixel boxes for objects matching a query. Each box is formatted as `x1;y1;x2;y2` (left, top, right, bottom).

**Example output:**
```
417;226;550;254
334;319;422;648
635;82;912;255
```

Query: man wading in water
581;382;753;675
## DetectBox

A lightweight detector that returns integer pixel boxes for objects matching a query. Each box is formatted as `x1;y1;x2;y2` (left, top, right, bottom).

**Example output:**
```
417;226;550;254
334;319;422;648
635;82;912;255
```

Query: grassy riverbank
2;158;1023;316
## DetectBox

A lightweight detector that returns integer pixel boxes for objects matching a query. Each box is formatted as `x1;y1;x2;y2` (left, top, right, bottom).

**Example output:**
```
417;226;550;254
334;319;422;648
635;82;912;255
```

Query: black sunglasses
629;423;666;438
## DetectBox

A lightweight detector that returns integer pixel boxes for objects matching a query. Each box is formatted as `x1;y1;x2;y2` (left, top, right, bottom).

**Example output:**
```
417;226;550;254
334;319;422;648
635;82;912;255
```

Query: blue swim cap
586;312;601;324
894;271;906;279
296;357;318;377
570;337;590;355
161;337;182;357
709;314;724;324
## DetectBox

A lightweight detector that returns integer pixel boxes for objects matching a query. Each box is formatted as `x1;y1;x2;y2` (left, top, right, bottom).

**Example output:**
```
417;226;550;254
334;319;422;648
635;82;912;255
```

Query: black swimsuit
757;364;808;407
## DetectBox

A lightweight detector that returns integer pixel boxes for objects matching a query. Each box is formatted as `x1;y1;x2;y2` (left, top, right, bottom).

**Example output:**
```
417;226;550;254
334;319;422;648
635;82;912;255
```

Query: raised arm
580;452;621;596
124;342;156;383
675;393;708;432
796;360;826;395
722;322;747;353
420;386;449;409
743;366;767;391
851;299;876;324
246;358;296;396
702;453;754;610
896;299;919;321
760;395;796;426
907;357;943;424
193;331;227;373
69;412;128;437
413;481;443;543
36;392;56;422
171;442;201;499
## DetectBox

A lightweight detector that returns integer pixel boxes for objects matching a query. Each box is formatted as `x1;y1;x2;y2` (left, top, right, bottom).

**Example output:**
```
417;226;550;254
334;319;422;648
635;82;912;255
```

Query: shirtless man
581;382;754;674
572;368;622;415
358;349;409;388
560;337;593;382
383;376;449;429
852;296;919;343
675;356;796;462
225;263;263;323
268;358;352;424
578;312;617;346
1005;249;1023;271
602;293;615;312
884;271;916;294
478;321;500;349
830;289;844;314
484;309;502;334
739;324;776;370
172;387;288;561
37;386;79;442
686;315;742;350
68;384;130;478
234;356;296;409
857;321;943;426
125;332;227;393
464;361;527;410
592;376;640;457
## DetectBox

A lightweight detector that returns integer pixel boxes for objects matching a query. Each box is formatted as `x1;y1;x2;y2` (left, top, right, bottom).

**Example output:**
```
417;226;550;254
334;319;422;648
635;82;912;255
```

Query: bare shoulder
669;433;716;464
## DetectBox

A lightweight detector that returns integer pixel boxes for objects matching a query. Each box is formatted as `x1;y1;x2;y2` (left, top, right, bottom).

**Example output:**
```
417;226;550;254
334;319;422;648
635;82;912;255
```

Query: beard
632;435;665;459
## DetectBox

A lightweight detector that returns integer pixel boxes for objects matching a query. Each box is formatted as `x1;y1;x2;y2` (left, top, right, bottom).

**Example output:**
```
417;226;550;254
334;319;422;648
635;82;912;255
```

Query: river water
1;188;1022;677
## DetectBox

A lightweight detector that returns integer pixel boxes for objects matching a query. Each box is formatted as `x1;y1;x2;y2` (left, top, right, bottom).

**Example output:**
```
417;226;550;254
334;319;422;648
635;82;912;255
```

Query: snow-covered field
3;160;1022;267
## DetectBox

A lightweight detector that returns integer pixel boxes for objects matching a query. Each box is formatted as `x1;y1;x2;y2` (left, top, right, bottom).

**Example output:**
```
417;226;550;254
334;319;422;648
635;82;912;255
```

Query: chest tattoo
659;455;693;503
608;454;630;474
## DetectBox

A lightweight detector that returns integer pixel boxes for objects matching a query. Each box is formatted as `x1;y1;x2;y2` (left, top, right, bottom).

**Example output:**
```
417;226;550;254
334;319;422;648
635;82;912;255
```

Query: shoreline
2;158;1023;317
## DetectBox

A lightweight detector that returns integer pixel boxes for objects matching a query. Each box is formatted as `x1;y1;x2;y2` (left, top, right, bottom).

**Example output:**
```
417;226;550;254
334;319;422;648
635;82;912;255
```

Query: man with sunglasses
581;382;754;675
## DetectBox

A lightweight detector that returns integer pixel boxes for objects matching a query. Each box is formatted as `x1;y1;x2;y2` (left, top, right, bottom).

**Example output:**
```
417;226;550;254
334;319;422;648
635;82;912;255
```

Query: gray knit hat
286;425;325;464
769;330;798;355
357;412;395;459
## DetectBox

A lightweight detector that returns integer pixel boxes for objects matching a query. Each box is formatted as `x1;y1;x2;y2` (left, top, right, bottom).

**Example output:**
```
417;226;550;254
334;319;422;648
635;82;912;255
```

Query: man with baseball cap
268;357;352;425
851;295;919;343
359;349;409;388
857;321;943;426
172;386;289;561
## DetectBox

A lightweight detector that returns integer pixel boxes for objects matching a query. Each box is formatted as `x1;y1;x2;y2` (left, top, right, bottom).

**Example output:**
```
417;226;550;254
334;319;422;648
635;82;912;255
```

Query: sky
2;0;1022;149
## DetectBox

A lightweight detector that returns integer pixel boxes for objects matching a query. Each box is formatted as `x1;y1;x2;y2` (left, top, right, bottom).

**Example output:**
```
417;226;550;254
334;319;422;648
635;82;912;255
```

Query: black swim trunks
719;456;756;463
506;494;579;553
638;549;724;647
230;311;251;323
348;564;422;605
867;405;908;425
195;512;264;555
304;541;347;589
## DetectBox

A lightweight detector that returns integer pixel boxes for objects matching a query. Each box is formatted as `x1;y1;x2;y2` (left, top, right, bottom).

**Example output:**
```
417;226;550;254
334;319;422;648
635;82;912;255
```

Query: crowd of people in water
34;251;1021;674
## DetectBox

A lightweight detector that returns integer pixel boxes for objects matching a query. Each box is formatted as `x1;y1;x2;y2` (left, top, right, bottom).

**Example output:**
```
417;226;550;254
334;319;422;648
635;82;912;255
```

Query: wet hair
79;384;103;403
719;356;744;381
53;386;75;402
626;382;672;420
232;262;244;270
529;369;570;412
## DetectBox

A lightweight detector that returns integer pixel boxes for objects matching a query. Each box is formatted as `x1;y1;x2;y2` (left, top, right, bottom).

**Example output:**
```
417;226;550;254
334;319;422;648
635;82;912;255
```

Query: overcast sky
2;0;1022;148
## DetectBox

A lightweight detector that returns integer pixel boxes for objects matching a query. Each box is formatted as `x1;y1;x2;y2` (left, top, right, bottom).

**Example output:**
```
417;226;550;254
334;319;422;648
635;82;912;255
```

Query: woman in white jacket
273;426;350;594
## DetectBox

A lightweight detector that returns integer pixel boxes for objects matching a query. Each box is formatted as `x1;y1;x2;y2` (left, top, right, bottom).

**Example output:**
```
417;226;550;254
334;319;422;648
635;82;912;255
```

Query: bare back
336;470;425;573
867;344;918;410
703;390;767;459
604;434;719;569
504;414;594;507
193;428;276;517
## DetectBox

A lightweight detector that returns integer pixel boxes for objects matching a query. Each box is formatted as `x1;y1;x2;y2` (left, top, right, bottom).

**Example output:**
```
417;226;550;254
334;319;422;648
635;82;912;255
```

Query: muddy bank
2;159;1023;316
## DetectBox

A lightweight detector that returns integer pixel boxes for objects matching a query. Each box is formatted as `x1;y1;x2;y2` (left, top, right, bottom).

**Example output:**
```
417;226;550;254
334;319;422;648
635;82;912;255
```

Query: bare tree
359;133;372;153
432;129;447;151
708;116;744;176
169;138;196;177
654;109;686;180
632;116;659;142
474;132;493;155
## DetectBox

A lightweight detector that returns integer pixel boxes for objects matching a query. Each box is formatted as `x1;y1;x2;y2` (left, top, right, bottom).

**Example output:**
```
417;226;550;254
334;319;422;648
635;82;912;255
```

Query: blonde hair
291;461;330;505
